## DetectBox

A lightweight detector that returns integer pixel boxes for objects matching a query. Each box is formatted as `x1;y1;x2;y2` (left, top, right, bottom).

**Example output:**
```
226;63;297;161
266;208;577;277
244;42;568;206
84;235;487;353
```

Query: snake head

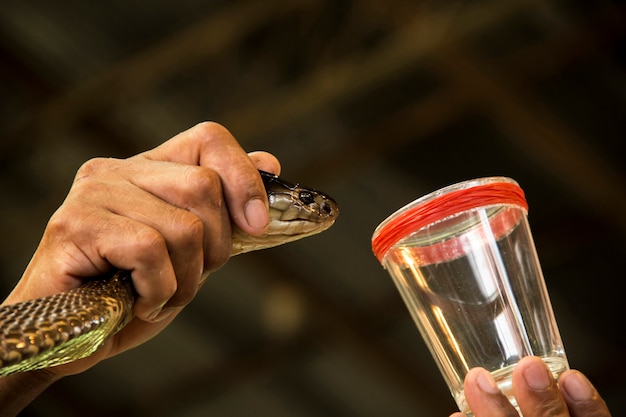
231;171;339;255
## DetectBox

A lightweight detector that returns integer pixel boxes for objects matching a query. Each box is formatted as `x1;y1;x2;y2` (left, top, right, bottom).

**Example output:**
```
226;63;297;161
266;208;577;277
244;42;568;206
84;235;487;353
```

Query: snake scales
0;171;339;376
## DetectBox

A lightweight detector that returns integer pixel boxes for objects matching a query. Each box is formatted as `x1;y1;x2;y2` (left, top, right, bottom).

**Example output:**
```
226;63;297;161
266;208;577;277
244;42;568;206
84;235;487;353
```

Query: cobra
0;171;339;376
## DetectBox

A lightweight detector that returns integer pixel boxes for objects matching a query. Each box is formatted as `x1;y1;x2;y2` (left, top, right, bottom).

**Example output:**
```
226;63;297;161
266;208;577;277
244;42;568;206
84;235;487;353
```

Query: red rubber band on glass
372;181;528;263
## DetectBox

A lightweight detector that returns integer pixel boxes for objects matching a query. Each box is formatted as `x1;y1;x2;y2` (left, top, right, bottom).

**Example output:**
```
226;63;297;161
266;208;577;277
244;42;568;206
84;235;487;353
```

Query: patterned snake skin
0;171;338;376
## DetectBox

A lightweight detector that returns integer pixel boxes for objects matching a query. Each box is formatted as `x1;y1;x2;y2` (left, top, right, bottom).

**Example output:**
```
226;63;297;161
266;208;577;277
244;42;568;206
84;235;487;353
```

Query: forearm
0;369;61;417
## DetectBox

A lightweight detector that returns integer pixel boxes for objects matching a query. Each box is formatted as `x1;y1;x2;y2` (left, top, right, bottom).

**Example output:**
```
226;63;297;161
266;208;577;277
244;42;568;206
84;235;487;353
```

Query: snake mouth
267;216;337;237
230;214;337;256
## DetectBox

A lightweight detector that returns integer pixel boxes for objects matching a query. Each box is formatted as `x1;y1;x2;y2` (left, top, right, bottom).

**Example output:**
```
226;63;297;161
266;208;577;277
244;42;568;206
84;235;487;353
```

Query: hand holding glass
372;177;568;415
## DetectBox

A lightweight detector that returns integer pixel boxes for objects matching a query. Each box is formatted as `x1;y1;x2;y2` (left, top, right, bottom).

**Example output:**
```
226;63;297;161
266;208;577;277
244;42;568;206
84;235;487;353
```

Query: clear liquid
384;208;568;415
455;356;569;416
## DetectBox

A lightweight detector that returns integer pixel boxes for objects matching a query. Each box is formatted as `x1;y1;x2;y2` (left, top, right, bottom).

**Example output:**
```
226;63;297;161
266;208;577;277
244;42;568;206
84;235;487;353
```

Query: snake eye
299;191;315;205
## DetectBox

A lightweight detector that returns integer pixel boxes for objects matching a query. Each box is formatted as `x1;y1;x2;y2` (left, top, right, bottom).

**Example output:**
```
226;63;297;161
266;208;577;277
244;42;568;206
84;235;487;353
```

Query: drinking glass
371;177;568;415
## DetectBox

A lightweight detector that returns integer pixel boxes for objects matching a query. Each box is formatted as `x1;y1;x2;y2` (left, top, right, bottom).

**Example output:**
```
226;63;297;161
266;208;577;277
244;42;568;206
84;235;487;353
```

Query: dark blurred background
1;0;625;415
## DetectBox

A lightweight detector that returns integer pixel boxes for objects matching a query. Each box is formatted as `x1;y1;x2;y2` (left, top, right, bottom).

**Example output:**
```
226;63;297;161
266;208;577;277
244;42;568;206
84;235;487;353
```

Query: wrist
0;369;62;416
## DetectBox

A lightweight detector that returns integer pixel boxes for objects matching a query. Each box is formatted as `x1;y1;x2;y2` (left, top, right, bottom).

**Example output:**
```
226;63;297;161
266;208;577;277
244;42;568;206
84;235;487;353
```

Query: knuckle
45;209;73;238
533;401;568;416
192;121;229;141
74;157;115;181
45;204;98;242
132;227;168;261
183;213;205;241
171;210;205;248
71;158;123;198
186;166;219;191
184;166;224;208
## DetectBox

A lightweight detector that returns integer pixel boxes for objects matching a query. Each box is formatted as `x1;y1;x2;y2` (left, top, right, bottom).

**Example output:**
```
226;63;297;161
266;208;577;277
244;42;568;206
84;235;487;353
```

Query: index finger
138;121;273;235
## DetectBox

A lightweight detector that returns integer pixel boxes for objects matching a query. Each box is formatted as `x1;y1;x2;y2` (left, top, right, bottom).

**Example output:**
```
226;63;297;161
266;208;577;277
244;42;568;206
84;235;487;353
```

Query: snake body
0;171;338;376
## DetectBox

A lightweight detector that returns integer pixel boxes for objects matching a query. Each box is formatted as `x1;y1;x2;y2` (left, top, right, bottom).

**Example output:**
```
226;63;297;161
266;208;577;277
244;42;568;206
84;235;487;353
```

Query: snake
0;171;339;377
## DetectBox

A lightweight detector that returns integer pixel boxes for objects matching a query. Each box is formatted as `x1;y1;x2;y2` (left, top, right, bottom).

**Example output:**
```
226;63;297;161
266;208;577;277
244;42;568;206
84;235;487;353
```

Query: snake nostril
321;202;332;215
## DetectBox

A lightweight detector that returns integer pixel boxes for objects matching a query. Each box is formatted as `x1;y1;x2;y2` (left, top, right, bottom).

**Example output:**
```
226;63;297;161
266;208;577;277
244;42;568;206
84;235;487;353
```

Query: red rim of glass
371;178;528;263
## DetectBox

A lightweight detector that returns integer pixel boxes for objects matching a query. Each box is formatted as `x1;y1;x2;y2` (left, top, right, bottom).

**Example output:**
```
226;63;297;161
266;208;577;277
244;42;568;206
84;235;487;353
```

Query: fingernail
148;308;162;321
563;371;594;401
245;198;269;230
476;370;500;394
147;301;168;322
523;360;551;390
150;307;178;322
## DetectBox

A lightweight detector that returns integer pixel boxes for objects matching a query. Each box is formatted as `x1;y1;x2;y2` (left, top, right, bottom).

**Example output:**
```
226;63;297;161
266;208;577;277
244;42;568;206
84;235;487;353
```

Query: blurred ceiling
1;0;625;416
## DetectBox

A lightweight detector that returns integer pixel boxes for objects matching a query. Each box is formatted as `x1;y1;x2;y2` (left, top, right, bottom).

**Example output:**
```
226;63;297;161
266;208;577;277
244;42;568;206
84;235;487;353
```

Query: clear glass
373;178;568;416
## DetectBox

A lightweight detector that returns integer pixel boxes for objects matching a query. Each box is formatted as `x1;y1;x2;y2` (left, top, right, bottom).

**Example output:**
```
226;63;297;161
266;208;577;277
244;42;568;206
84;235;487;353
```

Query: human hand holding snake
0;122;338;414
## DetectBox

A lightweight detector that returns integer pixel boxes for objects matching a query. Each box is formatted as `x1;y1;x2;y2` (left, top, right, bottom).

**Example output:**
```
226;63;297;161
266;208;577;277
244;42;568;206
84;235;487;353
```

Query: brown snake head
231;170;339;255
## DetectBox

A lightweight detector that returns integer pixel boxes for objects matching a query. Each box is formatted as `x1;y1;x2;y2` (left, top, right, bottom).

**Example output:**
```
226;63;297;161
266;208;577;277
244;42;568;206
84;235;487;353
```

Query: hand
449;356;612;417
2;121;281;376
